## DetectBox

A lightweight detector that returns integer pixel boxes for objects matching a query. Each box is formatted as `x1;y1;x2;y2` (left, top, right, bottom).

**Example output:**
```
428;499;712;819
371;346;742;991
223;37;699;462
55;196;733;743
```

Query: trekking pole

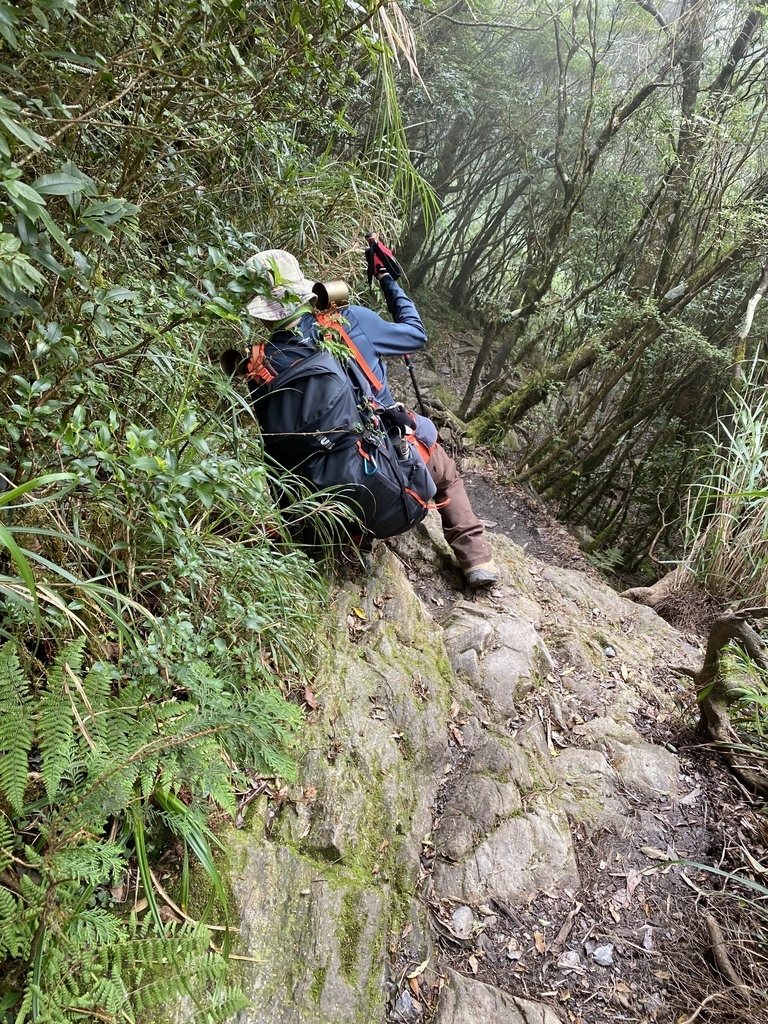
364;231;428;417
404;353;427;417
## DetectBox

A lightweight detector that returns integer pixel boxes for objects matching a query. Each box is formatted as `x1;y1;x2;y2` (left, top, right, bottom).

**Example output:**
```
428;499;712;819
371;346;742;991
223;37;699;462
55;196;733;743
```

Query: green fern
0;636;307;1022
0;813;12;874
65;907;124;947
0;886;33;960
0;643;33;814
37;639;84;802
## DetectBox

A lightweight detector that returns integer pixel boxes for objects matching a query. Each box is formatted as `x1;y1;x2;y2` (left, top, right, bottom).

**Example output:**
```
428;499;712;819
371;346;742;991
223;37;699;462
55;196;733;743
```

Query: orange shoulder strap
314;310;383;393
246;341;275;385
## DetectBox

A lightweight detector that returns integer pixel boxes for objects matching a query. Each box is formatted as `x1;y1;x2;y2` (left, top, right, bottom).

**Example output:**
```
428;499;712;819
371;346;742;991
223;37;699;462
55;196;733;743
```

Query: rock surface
435;969;564;1024
227;514;700;1023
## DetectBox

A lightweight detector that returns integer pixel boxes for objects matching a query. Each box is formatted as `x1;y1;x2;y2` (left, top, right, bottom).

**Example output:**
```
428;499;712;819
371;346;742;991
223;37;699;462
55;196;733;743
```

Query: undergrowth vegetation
684;359;768;604
0;0;420;1019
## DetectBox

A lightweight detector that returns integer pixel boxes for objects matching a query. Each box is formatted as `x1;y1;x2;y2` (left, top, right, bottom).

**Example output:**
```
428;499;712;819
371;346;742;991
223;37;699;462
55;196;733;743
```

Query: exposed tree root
620;571;720;633
674;606;768;796
621;569;683;609
678;990;731;1024
703;913;750;999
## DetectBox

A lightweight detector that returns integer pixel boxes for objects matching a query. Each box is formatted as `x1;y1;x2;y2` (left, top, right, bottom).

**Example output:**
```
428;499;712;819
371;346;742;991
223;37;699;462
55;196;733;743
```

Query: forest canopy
400;0;768;570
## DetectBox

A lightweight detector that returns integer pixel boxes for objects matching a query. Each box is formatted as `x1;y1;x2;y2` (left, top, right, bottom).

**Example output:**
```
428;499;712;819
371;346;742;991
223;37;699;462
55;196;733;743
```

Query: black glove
379;403;416;433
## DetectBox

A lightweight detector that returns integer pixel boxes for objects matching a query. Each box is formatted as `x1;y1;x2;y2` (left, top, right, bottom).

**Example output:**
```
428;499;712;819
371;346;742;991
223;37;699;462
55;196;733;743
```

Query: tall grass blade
132;812;164;933
155;789;230;956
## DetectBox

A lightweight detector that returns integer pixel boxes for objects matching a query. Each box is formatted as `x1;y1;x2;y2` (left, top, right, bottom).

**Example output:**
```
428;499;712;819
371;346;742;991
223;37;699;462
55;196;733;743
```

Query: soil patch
461;469;591;572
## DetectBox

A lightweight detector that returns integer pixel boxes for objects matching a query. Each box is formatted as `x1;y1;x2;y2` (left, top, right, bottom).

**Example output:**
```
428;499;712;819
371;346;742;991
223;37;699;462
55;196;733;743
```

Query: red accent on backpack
313;311;384;393
246;342;275;385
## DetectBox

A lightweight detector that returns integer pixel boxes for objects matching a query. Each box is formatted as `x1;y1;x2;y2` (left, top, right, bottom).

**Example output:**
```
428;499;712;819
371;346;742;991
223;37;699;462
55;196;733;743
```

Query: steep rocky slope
224;515;747;1024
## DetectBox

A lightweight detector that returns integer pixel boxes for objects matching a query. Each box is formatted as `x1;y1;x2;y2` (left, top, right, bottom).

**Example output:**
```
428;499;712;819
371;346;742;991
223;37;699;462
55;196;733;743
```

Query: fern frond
0;885;34;959
183;987;249;1024
53;840;126;890
65;906;124;947
0;811;13;874
18;868;46;912
38;642;85;802
0;642;34;813
0;705;33;814
82;659;114;709
0;641;31;707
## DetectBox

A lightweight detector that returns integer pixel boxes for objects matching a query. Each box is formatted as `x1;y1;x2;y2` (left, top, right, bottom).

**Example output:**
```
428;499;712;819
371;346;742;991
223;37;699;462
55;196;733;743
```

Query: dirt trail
398;465;768;1024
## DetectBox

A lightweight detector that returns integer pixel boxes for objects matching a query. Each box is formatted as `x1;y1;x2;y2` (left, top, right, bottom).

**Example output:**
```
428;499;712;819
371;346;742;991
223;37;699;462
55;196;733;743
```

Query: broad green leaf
102;287;136;302
42;49;104;69
31;172;86;197
38;206;74;255
0;4;18;49
0;112;49;152
1;179;46;221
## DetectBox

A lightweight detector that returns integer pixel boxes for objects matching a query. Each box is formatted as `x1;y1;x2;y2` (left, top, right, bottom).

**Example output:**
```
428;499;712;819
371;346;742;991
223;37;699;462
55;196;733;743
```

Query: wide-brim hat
246;249;316;320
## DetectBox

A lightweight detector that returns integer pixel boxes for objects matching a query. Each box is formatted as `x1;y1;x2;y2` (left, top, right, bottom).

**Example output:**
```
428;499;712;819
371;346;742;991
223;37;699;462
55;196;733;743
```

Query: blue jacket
264;277;438;449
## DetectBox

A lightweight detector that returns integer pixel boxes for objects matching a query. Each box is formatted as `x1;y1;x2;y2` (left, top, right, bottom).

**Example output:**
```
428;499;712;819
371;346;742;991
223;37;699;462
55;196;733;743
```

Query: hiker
245;248;500;589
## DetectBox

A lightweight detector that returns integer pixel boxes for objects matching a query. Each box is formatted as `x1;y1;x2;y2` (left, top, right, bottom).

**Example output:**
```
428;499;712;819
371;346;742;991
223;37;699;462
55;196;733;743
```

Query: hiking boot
464;560;501;589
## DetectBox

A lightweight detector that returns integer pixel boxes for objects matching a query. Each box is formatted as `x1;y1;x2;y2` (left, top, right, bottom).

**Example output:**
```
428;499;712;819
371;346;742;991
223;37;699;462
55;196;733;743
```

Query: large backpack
246;314;437;539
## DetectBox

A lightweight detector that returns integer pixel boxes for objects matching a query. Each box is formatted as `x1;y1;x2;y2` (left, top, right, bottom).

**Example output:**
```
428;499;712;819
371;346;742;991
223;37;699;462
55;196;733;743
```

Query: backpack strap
408;434;437;466
314;310;384;393
246;341;276;385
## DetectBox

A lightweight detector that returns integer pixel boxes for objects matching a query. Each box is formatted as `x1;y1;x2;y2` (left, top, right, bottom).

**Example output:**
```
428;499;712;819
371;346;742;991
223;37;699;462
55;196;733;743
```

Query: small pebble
558;950;581;970
394;990;422;1021
592;942;615;966
451;905;475;940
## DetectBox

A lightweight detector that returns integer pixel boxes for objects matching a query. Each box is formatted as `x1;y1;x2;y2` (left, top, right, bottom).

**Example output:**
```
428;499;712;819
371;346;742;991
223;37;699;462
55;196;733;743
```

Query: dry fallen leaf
534;931;546;953
406;957;429;979
304;685;319;710
468;954;479;974
641;846;672;861
613;981;633;1008
110;880;127;903
680;786;701;806
626;867;642;900
351;606;366;619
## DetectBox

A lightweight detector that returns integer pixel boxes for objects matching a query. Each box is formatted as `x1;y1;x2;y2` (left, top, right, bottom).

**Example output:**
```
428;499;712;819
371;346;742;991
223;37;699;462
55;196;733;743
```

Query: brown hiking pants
426;444;492;572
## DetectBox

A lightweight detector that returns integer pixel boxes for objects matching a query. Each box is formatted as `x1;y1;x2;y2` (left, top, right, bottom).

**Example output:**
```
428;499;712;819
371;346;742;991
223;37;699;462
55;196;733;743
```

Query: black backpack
246;316;436;539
